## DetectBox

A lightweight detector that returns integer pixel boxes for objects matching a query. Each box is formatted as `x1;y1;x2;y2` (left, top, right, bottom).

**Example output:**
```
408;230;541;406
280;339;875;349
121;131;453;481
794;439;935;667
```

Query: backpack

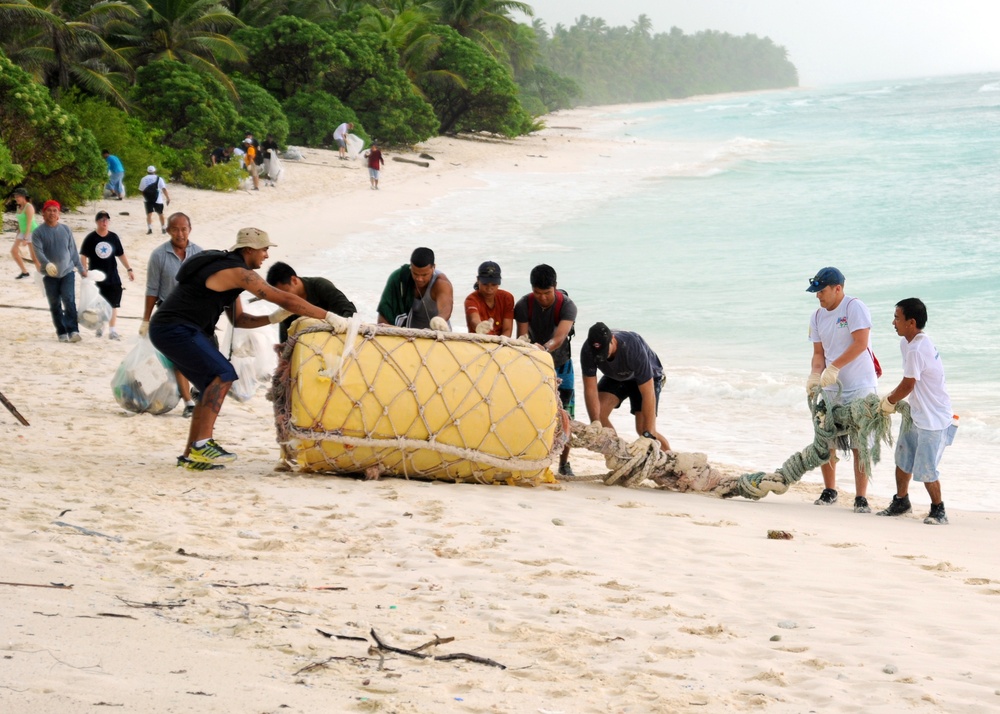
527;288;576;340
142;176;160;203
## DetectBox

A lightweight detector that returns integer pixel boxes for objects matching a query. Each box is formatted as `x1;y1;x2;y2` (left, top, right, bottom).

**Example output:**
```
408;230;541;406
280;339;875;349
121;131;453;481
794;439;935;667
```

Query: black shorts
97;281;123;309
144;200;164;215
598;374;664;415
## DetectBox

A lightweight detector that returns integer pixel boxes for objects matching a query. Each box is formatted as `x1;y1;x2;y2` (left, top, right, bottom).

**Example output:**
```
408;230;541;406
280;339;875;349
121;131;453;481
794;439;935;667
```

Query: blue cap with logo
806;267;845;293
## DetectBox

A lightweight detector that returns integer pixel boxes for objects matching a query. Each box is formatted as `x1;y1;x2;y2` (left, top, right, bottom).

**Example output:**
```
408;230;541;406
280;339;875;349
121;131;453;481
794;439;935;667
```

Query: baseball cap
476;261;501;285
587;322;612;361
42;199;60;211
95;210;110;220
229;227;276;251
147;165;156;173
806;267;845;293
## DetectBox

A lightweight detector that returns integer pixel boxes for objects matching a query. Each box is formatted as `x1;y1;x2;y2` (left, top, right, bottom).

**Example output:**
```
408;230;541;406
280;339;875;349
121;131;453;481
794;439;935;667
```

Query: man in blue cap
805;267;878;512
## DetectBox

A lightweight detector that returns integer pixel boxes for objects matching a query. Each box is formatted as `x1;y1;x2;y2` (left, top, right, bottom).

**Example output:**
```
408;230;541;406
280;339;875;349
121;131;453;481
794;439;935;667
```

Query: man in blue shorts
877;298;954;525
514;264;577;476
581;322;670;452
149;227;349;470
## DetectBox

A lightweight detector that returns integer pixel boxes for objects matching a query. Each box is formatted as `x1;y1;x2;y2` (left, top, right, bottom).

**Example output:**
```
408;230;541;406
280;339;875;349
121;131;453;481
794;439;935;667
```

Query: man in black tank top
149;227;349;471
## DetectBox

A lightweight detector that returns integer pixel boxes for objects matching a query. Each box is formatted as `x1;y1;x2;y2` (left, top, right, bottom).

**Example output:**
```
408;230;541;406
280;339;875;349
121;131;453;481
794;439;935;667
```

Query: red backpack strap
553;289;564;324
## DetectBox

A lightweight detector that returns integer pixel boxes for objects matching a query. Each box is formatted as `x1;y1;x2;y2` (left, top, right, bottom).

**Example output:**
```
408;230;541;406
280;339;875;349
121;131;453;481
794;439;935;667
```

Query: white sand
3;113;1000;712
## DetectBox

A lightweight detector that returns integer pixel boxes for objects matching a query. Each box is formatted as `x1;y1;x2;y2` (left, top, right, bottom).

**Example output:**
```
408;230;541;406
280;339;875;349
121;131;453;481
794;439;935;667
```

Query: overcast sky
520;0;1000;85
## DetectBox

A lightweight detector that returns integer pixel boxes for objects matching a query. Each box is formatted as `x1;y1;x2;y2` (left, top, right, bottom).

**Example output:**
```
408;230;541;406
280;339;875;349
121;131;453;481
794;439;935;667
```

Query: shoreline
3;104;998;712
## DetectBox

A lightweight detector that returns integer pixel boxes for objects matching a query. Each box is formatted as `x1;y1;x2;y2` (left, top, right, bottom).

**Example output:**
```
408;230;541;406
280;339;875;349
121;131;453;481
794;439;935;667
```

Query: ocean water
315;74;1000;511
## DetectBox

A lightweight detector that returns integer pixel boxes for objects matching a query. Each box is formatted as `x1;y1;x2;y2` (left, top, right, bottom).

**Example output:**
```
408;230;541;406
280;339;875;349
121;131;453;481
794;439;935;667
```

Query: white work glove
806;371;821;394
819;365;840;388
268;308;293;324
475;318;494;335
325;311;348;333
138;320;149;337
517;333;531;343
45;262;58;277
879;396;896;415
429;316;449;332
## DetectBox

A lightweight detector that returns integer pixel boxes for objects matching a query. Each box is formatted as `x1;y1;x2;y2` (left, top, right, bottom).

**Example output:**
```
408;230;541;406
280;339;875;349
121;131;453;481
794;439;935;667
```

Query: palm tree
114;0;245;96
0;0;138;108
429;0;532;59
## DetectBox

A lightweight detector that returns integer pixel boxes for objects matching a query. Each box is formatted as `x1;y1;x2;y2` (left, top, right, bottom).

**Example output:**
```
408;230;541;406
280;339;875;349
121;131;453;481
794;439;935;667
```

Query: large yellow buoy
272;320;562;484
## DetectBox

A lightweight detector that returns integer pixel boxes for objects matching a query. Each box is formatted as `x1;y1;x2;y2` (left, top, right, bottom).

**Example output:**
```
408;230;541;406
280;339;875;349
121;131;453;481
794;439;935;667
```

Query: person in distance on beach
242;139;260;190
377;247;453;330
138;166;170;235
877;298;954;525
334;122;354;160
514;264;577;475
581;322;671;453
805;267;878;512
10;187;38;279
266;261;357;343
79;210;134;340
140;212;203;418
464;261;513;337
149;228;350;470
364;141;384;189
102;150;125;200
31;200;87;342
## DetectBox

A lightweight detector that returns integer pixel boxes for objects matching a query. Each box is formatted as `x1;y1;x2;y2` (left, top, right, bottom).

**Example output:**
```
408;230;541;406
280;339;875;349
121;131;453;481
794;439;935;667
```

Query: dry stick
115;595;188;609
369;628;506;669
0;389;29;426
0;581;72;590
316;628;367;642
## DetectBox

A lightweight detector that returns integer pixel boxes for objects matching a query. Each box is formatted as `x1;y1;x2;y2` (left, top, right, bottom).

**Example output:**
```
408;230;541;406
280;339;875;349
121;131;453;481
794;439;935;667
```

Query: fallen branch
0;389;29;426
369;628;505;669
392;157;430;168
0;581;72;590
115;595;188;609
316;628;367;642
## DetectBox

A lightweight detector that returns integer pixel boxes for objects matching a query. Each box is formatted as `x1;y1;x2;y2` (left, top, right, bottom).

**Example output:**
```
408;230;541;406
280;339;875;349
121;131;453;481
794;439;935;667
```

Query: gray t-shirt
145;240;203;301
580;330;662;384
32;223;84;278
513;292;577;368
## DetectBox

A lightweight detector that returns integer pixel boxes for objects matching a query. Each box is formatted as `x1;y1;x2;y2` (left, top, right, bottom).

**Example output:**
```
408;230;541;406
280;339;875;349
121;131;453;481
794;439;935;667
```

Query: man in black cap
581;322;670;451
464;260;513;336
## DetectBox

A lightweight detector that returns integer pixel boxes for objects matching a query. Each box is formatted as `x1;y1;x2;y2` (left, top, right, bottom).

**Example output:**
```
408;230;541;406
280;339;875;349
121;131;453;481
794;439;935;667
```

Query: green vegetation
1;2;798;200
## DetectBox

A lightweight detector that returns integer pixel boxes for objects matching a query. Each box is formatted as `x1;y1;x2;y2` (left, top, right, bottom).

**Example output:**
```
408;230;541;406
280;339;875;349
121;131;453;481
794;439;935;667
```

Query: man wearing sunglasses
806;267;878;513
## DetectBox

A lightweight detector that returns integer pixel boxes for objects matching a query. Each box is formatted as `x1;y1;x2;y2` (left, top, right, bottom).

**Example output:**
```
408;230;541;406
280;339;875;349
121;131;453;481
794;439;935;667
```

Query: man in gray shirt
32;200;87;342
140;212;202;417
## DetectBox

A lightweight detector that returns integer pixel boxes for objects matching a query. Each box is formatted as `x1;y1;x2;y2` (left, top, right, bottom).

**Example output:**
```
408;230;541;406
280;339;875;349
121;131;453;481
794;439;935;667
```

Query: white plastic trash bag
78;272;112;329
223;325;277;402
111;337;180;414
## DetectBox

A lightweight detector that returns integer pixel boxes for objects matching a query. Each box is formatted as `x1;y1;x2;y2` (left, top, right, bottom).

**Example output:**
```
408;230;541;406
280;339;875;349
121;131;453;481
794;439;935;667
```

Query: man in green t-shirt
265;261;357;342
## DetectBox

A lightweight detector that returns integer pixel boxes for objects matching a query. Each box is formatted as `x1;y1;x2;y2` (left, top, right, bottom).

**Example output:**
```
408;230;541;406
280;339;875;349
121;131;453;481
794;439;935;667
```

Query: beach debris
370;628;505;669
284;146;304;160
552;518;565;526
111;338;180;415
115;595;188;609
767;530;794;540
418;153;435;160
392;156;430;168
316;628;367;642
777;620;798;629
52;520;123;542
0;581;73;590
0;388;29;426
769;635;782;641
883;664;898;674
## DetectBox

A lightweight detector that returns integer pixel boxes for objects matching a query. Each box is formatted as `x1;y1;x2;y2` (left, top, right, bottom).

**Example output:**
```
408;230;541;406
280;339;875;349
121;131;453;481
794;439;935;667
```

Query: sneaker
188;438;237;464
109;331;121;341
814;488;838;505
558;461;575;477
853;496;872;514
146;227;153;235
924;503;949;525
96;325;104;338
68;332;82;343
876;494;912;517
58;334;70;343
15;272;29;280
161;227;167;234
177;456;225;471
182;404;195;418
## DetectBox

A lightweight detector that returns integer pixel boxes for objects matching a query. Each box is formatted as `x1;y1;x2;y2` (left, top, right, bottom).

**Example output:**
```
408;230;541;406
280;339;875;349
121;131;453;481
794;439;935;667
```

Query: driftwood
370;628;505;669
418;153;435;160
0;581;73;590
392;156;430;168
0;389;29;426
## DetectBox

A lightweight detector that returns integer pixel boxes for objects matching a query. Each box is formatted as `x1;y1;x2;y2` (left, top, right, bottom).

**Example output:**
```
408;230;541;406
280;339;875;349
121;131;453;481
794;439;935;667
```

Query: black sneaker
146;228;153;235
814;488;838;505
15;272;29;279
924;502;949;525
853;496;871;513
558;461;575;478
182;404;194;418
876;494;912;517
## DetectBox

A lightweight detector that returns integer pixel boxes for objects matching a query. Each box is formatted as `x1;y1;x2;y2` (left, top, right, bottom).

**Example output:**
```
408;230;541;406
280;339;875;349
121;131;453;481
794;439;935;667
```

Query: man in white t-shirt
333;122;354;160
805;267;878;512
877;298;954;525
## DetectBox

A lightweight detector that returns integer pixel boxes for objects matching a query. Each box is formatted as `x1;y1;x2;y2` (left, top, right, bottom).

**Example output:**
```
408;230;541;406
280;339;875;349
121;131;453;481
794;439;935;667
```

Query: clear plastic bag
78;273;113;330
111;337;180;414
222;324;277;402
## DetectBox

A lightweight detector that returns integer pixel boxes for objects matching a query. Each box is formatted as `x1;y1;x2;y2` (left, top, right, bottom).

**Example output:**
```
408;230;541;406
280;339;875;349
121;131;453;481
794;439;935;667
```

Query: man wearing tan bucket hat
149;227;349;470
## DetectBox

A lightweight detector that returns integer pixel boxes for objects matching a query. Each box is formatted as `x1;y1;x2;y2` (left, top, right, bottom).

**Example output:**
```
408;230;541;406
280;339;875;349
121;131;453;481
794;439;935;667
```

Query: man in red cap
31;200;87;342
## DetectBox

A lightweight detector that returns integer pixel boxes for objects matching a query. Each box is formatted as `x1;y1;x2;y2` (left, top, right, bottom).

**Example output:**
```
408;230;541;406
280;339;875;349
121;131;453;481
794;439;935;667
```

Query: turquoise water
319;74;1000;511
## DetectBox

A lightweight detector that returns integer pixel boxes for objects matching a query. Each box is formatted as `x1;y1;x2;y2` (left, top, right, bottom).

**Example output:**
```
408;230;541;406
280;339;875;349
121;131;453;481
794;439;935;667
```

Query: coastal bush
58;92;179;188
0;139;25;188
179;161;244;191
283;91;361;147
0;51;104;207
232;77;290;147
132;60;239;154
236;17;347;100
417;26;533;137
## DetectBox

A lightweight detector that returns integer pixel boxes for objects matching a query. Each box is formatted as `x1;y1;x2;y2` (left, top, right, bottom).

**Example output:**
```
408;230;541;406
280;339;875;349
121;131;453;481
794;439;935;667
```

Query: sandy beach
2;111;999;713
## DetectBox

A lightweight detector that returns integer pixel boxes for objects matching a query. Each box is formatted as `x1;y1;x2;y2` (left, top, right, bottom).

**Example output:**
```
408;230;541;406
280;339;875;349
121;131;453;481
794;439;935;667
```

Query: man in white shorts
805;267;879;512
877;298;954;525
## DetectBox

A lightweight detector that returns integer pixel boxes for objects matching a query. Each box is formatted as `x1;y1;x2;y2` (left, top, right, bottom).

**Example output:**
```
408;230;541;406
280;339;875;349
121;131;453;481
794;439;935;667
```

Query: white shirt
809;295;877;393
901;333;952;430
137;174;166;204
334;123;350;141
